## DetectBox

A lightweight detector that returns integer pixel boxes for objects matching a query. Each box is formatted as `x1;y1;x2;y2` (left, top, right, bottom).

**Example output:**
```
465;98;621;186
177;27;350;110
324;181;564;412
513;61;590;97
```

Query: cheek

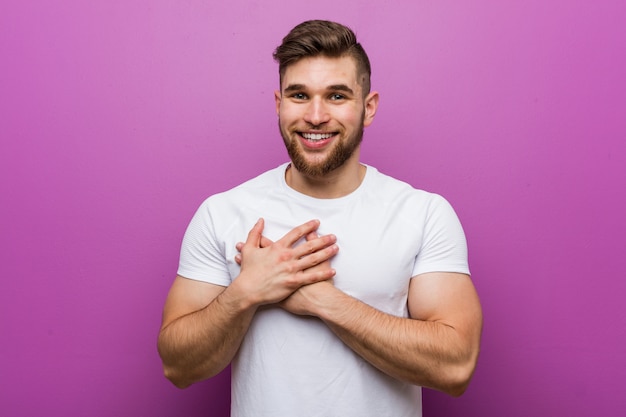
278;106;300;124
337;107;363;126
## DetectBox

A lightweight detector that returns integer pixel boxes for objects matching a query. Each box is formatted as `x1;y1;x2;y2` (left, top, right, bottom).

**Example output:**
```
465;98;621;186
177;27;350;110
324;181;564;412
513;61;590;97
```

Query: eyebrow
283;84;306;93
283;83;355;95
328;84;355;95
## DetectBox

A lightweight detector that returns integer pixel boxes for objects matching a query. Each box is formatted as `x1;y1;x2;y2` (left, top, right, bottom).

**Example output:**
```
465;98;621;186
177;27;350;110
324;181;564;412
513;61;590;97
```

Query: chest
226;202;424;316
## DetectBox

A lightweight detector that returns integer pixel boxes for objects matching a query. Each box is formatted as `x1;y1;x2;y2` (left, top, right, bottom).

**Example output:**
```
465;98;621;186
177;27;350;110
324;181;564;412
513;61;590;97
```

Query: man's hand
279;231;337;316
233;219;338;307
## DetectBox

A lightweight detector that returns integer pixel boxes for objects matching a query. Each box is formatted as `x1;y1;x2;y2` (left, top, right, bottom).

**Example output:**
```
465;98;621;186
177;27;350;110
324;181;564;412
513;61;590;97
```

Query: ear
274;90;282;116
363;91;379;127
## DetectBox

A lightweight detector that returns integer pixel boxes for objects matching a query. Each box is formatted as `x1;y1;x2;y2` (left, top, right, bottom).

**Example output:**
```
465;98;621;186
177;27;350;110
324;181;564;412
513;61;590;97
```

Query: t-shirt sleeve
177;200;232;286
412;194;470;277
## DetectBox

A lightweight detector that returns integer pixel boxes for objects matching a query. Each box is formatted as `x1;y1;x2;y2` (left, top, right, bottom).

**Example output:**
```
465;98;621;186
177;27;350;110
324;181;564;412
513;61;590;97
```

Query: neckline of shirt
278;162;375;207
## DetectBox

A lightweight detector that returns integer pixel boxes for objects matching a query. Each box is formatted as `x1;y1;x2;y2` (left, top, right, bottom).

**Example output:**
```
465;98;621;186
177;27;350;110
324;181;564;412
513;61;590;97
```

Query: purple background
1;1;625;416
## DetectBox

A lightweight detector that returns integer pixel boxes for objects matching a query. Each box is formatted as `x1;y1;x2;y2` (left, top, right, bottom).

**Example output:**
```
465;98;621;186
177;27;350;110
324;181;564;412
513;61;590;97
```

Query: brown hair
273;20;372;95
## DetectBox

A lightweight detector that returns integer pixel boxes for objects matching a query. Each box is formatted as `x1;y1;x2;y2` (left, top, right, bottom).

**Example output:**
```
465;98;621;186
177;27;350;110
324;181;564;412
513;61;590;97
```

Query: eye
329;93;345;101
291;93;308;100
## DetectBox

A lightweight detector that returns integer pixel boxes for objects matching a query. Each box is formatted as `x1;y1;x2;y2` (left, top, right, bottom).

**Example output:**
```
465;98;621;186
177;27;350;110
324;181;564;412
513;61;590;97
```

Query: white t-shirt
178;163;470;417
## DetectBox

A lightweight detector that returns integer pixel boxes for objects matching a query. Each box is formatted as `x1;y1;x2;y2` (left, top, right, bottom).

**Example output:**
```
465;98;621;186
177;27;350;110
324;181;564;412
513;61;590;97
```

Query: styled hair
273;20;372;95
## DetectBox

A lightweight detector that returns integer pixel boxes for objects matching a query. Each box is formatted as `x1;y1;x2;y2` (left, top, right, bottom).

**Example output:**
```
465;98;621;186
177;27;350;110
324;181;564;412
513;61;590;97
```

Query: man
158;20;482;417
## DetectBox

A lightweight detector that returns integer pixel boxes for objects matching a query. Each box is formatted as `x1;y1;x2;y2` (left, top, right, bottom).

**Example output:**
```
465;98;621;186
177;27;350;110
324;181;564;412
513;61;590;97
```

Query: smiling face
275;55;378;179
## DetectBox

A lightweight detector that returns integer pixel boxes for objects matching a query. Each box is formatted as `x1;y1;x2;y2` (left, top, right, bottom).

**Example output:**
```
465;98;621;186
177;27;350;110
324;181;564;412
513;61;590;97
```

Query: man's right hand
234;218;338;307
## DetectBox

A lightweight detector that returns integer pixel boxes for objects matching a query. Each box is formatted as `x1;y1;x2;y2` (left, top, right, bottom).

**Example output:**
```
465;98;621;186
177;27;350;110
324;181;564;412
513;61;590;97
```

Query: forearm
317;291;478;396
158;219;339;388
157;283;257;388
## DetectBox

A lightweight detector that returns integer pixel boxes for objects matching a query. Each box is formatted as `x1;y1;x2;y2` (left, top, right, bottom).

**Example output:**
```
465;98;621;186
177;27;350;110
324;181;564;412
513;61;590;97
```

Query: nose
303;97;330;126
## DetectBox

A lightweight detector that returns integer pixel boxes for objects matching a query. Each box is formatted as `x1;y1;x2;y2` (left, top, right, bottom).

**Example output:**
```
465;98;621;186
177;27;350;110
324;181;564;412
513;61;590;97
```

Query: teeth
302;133;334;141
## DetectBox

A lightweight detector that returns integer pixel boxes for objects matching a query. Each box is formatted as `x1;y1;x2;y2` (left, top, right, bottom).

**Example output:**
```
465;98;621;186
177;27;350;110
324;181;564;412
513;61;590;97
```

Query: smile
300;132;336;142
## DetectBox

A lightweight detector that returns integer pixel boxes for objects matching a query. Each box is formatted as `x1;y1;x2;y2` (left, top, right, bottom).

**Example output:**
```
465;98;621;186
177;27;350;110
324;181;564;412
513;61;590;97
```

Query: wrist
222;276;261;312
309;282;345;320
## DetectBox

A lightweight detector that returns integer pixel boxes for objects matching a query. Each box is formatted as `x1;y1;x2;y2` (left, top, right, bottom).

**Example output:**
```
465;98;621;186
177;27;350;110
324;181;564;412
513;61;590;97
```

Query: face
275;55;378;178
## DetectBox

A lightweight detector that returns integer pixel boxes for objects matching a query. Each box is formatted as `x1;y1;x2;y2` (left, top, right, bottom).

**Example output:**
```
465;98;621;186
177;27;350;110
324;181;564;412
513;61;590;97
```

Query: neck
285;158;366;199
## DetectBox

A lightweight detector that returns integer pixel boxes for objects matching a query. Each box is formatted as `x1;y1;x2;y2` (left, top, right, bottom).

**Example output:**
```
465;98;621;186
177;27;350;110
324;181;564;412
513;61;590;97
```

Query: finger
300;266;336;285
237;236;271;252
260;235;274;248
305;231;319;241
297;241;338;267
235;254;242;265
279;219;320;246
244;218;264;247
294;234;337;259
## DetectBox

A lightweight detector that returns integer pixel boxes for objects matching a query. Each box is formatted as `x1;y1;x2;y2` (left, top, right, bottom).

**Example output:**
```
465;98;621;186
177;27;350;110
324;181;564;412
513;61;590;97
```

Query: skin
158;55;483;396
158;219;339;388
275;55;379;198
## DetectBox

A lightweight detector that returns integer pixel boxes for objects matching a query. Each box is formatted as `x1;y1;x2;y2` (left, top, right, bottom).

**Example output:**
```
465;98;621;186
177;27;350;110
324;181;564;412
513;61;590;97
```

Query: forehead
281;55;360;90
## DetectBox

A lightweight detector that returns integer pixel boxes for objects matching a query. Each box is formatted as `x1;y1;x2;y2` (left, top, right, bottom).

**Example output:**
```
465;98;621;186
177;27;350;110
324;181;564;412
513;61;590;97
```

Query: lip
297;131;338;149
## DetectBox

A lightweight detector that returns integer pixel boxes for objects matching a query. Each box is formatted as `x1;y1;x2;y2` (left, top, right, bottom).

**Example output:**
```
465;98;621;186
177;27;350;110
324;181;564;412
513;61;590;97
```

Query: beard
279;113;365;178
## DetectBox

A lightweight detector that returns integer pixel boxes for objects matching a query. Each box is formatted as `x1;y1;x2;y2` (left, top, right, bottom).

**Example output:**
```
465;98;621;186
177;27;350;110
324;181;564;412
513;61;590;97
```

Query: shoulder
362;166;464;236
364;166;451;210
185;164;287;234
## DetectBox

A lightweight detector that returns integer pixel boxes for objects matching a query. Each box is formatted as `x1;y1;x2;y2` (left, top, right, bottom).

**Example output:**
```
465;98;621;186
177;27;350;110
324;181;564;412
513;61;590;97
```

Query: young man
158;20;482;417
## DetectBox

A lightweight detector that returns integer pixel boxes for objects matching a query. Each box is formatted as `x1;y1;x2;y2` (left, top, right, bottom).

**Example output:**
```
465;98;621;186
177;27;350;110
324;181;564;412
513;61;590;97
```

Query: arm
281;271;482;396
157;276;255;388
157;219;339;388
